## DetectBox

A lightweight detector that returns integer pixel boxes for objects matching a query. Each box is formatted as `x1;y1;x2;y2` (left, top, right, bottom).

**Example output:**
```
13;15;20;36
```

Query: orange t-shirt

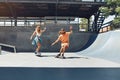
59;32;70;43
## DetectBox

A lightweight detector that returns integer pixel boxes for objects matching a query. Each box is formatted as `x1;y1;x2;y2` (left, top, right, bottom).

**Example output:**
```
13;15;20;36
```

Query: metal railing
0;43;16;54
99;21;112;33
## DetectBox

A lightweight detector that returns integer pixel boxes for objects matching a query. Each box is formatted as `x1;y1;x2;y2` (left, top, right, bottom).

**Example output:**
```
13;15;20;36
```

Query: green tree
79;18;88;31
100;0;120;29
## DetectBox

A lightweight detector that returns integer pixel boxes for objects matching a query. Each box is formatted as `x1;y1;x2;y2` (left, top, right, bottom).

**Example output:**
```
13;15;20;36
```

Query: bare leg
61;47;65;56
60;47;63;55
35;42;41;57
36;42;41;52
36;45;41;52
56;44;67;58
55;47;63;58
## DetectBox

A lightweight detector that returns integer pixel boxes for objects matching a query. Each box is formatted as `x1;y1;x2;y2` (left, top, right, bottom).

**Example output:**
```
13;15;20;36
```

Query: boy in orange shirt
51;26;73;59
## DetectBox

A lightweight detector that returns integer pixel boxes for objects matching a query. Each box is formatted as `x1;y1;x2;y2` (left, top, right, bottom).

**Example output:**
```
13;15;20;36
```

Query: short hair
59;29;66;34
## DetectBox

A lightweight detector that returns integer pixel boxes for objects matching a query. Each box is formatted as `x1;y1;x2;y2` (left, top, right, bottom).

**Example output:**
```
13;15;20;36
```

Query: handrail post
0;43;16;53
14;46;16;53
0;46;1;55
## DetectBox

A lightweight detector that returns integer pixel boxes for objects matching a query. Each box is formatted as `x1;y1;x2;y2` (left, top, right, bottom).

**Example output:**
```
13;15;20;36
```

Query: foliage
100;0;120;29
115;7;120;15
99;7;110;17
79;18;88;31
111;16;120;29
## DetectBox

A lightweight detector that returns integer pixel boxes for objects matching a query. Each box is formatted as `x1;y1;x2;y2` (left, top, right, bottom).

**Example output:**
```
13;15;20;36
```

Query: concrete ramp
79;30;120;63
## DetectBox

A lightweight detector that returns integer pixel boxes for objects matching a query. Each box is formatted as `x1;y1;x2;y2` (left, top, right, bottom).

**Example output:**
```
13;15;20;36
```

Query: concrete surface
0;52;120;67
0;30;120;80
0;30;120;67
79;30;120;63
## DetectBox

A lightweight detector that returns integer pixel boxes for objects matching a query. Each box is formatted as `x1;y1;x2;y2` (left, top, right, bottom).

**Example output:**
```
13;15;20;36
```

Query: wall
0;24;97;52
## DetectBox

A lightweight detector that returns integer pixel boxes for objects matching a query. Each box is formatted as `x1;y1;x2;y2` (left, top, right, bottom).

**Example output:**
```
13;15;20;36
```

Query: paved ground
0;52;120;67
0;30;120;67
0;30;120;80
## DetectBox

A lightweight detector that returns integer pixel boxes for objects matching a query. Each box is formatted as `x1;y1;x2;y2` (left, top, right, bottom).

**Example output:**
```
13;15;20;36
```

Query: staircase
91;11;105;32
96;12;105;31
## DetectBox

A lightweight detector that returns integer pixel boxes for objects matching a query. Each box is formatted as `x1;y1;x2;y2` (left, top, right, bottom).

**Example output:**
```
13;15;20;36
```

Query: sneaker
37;52;41;55
61;54;65;59
36;55;42;57
61;56;65;59
36;52;42;57
55;54;60;58
62;54;64;57
34;51;37;54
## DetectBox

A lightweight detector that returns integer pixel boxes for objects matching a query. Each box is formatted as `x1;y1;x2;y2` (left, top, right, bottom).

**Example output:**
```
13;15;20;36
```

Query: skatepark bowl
1;29;120;67
0;30;120;80
79;30;120;64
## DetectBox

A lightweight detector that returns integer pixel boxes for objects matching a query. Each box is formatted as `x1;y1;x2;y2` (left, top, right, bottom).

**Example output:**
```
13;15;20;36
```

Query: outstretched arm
41;27;46;32
51;37;60;46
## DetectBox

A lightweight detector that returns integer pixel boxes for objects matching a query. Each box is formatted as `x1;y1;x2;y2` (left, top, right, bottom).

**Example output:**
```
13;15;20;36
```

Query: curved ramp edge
78;30;120;63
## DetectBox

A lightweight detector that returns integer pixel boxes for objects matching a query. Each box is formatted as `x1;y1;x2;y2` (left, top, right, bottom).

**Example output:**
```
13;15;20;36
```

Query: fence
0;43;16;54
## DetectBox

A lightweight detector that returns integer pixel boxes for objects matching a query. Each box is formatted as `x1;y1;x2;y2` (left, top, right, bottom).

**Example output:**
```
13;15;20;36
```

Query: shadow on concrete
65;56;89;59
37;55;56;57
